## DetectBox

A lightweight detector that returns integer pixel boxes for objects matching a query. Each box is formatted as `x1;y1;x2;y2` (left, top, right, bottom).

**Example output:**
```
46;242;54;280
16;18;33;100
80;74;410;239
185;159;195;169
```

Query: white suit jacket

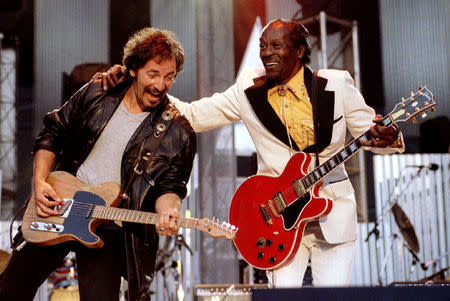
171;67;403;244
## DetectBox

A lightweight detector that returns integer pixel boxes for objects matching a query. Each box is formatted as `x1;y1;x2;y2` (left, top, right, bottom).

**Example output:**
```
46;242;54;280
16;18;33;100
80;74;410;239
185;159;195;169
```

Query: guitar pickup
30;221;64;233
267;199;279;218
58;198;73;217
260;204;272;225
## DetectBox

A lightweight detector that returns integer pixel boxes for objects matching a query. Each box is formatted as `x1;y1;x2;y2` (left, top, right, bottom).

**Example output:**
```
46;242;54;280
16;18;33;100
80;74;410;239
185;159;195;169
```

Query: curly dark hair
122;27;184;75
263;19;312;65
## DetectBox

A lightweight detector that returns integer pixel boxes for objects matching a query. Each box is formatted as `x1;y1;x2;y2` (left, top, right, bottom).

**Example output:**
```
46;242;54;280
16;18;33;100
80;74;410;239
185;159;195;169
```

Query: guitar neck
92;206;201;230
297;115;394;193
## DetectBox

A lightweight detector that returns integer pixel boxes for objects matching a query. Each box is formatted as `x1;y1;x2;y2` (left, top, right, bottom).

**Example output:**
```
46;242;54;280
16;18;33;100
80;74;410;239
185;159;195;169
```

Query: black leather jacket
33;78;196;300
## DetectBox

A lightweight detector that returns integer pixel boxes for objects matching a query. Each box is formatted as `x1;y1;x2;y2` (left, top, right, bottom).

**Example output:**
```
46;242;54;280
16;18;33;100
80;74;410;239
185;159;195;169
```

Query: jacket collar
244;66;335;153
106;78;171;153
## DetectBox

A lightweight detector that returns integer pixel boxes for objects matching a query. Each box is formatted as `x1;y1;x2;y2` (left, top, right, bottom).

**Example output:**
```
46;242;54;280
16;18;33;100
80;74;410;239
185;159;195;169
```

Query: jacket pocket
324;179;355;199
332;115;343;124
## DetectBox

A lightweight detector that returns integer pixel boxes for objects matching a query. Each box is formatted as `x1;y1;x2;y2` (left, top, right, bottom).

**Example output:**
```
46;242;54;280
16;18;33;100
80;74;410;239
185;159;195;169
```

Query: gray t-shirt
76;101;149;185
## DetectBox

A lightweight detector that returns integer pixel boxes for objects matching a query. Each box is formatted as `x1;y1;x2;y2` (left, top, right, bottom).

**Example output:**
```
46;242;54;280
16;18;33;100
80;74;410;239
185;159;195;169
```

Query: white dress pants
267;221;356;288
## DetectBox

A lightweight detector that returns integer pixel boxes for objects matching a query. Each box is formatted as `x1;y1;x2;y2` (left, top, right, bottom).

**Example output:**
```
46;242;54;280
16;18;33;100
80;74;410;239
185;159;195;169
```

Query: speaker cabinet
252;286;450;301
194;284;267;301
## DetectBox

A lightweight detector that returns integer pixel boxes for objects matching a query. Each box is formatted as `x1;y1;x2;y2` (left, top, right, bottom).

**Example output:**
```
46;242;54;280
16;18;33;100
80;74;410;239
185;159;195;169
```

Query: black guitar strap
311;70;320;168
121;102;176;202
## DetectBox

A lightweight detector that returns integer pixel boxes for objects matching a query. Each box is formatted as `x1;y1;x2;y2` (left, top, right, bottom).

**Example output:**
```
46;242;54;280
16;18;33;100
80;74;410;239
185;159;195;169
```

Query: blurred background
0;0;448;300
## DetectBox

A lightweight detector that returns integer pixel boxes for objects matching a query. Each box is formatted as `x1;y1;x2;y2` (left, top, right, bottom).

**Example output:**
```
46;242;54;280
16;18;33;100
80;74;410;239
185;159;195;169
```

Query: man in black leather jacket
0;27;196;301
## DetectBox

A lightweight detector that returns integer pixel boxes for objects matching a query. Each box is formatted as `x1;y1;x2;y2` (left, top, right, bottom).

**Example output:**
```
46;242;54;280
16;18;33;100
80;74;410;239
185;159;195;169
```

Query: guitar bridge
259;204;272;225
30;221;64;233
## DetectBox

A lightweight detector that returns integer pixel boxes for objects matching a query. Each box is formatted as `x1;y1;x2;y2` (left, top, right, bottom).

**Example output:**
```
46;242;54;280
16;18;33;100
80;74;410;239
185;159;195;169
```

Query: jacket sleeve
170;85;242;133
33;79;103;158
341;71;404;154
153;129;197;200
168;69;264;133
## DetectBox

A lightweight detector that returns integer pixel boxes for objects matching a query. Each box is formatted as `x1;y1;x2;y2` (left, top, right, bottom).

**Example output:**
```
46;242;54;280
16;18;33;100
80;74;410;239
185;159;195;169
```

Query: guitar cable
9;195;30;251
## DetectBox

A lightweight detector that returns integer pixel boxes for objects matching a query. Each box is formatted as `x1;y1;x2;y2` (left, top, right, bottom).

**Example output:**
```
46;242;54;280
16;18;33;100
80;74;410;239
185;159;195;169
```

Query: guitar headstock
196;217;238;240
389;87;436;124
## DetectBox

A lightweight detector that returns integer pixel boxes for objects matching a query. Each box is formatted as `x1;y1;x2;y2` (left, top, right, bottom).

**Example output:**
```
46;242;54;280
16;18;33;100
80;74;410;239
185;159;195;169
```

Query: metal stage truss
0;35;18;218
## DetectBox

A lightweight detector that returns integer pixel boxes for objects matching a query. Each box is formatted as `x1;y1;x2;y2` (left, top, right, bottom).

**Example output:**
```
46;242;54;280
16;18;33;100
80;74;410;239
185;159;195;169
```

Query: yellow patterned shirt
267;67;315;151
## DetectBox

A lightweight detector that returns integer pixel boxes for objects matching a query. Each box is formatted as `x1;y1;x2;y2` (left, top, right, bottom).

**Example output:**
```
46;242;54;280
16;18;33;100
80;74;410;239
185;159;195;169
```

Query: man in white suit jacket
100;19;403;288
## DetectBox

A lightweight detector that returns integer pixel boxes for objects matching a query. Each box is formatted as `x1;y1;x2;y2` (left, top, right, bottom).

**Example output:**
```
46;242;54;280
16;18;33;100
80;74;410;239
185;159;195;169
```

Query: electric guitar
23;171;237;248
229;87;436;270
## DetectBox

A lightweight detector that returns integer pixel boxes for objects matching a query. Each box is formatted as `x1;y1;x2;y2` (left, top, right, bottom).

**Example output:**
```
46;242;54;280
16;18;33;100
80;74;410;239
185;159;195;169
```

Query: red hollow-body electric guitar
229;87;436;270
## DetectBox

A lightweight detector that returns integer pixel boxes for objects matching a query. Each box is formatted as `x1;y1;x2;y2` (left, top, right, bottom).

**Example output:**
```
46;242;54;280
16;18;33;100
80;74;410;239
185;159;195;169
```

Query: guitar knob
269;257;277;263
257;252;264;259
256;238;266;248
266;239;272;246
278;244;285;251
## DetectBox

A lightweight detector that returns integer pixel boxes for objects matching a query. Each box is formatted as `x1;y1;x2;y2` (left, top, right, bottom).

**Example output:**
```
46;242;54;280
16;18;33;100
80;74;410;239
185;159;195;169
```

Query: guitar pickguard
60;190;106;243
281;192;311;230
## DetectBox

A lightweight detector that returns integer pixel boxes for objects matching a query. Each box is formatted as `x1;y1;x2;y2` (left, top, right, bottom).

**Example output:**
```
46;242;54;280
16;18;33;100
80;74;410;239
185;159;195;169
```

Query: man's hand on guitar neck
155;193;181;236
363;114;400;148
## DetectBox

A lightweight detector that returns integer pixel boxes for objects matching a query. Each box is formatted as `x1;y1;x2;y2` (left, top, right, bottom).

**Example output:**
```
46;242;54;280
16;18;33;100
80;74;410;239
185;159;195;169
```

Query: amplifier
193;284;268;301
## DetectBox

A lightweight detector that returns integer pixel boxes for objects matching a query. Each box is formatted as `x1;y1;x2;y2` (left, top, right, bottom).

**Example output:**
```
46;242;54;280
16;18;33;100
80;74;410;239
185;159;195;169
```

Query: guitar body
22;171;122;248
229;152;333;270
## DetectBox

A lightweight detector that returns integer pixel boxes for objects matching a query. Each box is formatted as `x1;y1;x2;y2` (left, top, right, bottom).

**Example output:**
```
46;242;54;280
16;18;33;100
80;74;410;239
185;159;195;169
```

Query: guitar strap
311;70;320;168
121;101;176;202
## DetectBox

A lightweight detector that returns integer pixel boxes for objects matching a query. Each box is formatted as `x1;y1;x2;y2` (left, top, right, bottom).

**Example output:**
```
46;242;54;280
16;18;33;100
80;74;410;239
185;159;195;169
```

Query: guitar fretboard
297;115;393;193
92;206;200;229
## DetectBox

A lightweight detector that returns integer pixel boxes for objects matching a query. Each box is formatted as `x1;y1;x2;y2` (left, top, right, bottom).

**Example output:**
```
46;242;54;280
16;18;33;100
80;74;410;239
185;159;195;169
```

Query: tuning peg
412;117;417;123
419;85;423;89
410;91;414;97
431;107;436;113
402;97;405;101
421;112;427;119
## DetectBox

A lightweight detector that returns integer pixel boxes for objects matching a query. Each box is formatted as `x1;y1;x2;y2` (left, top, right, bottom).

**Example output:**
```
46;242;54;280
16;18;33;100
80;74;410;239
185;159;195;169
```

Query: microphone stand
378;233;398;286
155;234;193;301
366;167;424;286
404;243;423;279
174;234;194;301
421;251;450;277
365;167;423;242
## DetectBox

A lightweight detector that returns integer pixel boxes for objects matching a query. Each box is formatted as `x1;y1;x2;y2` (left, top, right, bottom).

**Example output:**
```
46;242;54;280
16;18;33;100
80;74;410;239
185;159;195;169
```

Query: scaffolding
0;33;17;217
293;11;369;221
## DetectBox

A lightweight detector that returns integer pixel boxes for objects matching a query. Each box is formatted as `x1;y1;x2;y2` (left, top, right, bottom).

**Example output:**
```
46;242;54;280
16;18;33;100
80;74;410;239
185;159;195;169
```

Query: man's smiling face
130;56;176;111
259;22;304;85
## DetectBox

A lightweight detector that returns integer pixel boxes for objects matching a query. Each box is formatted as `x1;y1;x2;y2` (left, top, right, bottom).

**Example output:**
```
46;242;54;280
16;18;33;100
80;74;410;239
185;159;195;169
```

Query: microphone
405;163;439;171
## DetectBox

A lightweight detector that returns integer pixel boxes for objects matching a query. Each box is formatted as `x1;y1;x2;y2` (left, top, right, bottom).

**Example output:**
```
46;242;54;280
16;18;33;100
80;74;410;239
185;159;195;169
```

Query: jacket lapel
244;77;300;151
244;67;336;153
303;67;335;153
